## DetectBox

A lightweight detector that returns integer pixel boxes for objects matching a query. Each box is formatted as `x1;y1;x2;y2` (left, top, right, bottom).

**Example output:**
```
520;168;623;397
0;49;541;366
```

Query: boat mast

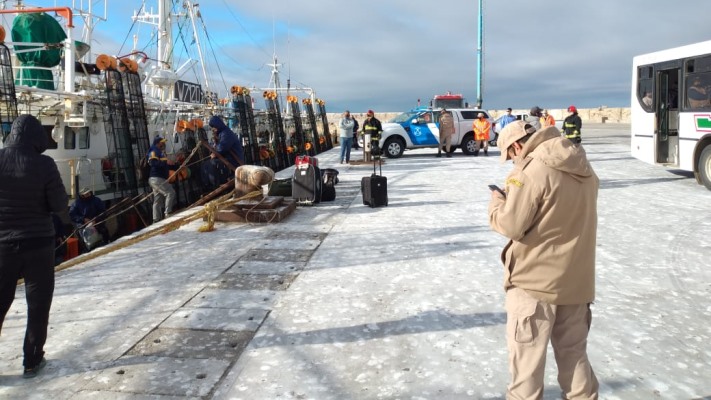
185;1;209;93
475;0;483;108
158;0;172;71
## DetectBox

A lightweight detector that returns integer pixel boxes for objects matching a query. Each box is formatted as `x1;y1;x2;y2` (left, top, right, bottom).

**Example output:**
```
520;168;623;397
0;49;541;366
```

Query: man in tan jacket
488;121;600;399
438;108;455;158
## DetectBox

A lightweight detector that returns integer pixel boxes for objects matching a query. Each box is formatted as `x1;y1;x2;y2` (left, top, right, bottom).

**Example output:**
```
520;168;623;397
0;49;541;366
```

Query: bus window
685;74;711;109
637;66;654;112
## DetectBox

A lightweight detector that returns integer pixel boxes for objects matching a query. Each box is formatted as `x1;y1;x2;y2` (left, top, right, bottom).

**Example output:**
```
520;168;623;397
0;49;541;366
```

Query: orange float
168;167;189;183
175;120;195;133
119;58;138;73
190;118;204;129
96;54;117;71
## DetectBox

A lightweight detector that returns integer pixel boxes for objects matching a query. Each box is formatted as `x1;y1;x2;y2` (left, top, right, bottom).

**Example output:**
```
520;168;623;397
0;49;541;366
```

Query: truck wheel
384;137;405;158
461;134;477;155
700;145;711;190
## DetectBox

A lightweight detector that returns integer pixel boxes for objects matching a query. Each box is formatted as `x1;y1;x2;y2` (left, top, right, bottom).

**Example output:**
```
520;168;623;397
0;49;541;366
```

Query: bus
631;40;711;190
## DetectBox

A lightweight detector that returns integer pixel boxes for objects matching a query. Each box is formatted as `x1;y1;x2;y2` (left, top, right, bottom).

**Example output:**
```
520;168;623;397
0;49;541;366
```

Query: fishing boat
0;1;333;238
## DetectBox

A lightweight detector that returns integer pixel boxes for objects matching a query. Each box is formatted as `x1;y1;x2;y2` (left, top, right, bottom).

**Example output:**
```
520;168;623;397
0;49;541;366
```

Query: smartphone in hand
488;184;506;197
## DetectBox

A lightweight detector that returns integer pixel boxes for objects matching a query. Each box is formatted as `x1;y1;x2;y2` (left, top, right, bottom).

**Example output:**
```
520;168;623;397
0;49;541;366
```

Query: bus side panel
630;104;656;165
679;113;709;171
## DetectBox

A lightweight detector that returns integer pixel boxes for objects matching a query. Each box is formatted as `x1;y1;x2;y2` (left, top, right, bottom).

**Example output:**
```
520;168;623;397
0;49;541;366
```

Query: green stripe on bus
697;117;711;129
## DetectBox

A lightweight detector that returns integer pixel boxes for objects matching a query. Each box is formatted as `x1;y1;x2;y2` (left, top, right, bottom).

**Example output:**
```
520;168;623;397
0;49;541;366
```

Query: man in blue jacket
147;135;177;223
208;116;244;187
0;114;68;378
69;187;110;245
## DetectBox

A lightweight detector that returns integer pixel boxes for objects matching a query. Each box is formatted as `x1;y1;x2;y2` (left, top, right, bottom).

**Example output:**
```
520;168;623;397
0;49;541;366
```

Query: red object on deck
64;237;79;261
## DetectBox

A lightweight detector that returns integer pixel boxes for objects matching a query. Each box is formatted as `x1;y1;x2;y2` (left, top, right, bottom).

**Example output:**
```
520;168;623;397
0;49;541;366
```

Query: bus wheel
700;145;711;190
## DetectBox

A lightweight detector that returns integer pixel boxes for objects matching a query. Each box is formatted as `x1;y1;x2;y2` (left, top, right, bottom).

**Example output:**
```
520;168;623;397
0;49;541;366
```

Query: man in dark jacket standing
563;105;582;144
352;117;360;150
362;110;382;160
0;114;68;378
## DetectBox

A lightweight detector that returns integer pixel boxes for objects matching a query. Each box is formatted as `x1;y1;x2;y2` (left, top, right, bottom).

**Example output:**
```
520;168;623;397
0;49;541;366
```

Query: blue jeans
339;137;353;162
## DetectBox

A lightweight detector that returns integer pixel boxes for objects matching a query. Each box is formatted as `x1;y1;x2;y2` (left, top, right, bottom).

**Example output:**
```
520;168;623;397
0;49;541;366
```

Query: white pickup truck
373;108;494;158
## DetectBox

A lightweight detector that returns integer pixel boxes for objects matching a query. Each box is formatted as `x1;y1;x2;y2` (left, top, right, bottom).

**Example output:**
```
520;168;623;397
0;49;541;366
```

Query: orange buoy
96;54;117;71
119;58;138;73
168;167;189;183
0;26;6;43
191;118;204;129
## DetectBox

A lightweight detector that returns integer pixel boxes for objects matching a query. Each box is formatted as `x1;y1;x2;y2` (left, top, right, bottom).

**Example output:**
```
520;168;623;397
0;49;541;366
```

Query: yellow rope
14;190;265;285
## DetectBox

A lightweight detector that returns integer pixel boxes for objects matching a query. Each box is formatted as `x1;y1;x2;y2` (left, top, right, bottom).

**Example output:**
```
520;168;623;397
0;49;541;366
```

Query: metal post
475;0;483;108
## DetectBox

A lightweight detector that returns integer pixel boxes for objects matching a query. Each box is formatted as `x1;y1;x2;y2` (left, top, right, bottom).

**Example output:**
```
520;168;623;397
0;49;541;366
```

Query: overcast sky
25;0;711;112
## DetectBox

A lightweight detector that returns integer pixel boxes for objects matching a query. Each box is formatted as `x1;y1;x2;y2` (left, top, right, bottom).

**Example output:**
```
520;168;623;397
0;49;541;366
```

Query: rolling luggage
295;155;318;168
293;162;322;204
321;168;339;202
361;159;387;207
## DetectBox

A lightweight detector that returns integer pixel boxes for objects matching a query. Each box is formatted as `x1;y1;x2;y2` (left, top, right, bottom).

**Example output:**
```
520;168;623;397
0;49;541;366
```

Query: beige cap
498;121;537;163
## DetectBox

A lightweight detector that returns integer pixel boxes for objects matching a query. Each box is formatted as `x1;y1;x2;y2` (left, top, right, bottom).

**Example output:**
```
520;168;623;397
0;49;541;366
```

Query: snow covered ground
1;124;709;399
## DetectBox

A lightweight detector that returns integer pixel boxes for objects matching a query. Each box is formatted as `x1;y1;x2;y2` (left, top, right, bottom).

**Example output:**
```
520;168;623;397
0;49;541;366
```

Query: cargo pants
505;287;599;400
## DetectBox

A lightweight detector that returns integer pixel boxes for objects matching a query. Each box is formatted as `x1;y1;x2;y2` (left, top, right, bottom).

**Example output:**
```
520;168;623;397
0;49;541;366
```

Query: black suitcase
361;159;387;207
321;168;339;202
293;163;322;204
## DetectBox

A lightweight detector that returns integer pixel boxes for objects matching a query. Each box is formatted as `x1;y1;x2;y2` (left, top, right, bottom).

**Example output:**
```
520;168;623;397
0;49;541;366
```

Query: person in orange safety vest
541;109;556;128
472;112;492;156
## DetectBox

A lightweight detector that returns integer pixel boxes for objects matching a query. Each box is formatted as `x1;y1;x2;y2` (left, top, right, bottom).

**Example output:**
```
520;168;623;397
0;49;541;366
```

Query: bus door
656;65;680;165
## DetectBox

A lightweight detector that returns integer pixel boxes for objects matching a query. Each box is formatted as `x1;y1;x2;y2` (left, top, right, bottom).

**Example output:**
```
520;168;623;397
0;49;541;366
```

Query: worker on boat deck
69;187;110;245
147;136;177;223
208;116;245;188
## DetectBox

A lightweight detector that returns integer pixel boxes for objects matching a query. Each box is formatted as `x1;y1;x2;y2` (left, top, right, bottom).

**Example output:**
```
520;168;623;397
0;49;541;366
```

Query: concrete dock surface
1;124;709;399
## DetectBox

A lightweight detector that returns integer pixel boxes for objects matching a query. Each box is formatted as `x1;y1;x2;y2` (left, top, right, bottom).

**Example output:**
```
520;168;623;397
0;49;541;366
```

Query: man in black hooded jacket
0;114;68;378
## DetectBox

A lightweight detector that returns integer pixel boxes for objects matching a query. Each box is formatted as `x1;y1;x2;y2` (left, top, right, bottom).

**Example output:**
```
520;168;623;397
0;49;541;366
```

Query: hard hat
568;105;577;113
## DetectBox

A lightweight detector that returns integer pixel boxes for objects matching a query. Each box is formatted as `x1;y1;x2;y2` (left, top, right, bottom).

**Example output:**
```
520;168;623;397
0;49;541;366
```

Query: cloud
37;0;711;113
